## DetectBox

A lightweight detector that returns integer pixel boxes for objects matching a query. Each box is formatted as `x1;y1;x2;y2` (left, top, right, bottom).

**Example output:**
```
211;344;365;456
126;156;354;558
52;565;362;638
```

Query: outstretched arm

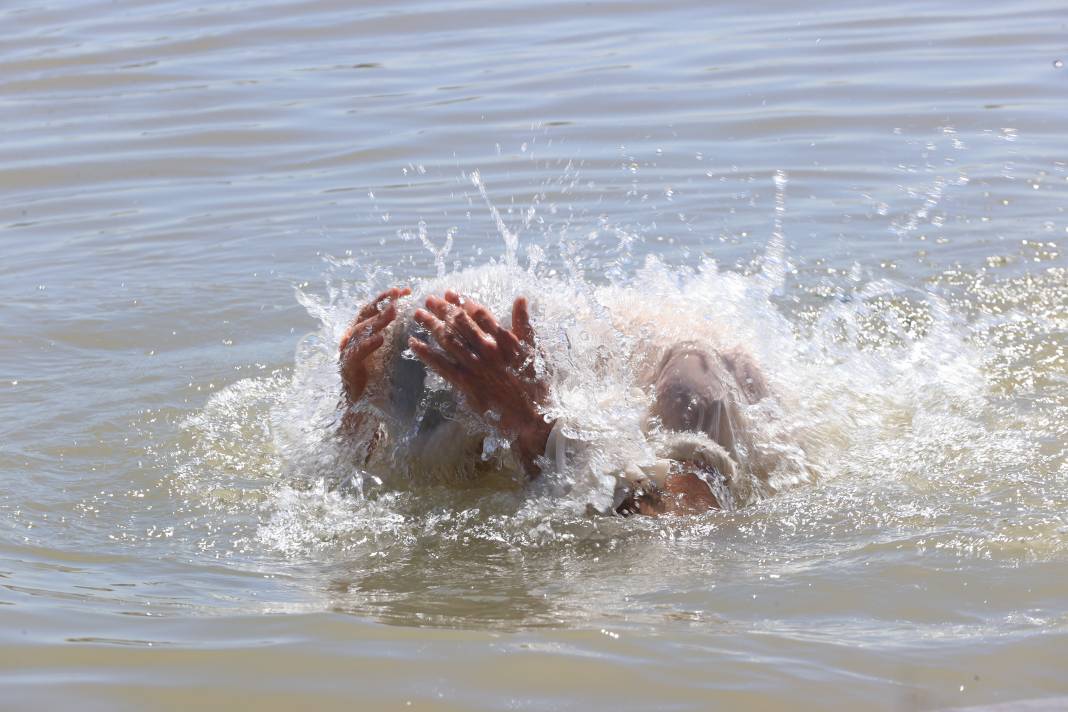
407;290;554;477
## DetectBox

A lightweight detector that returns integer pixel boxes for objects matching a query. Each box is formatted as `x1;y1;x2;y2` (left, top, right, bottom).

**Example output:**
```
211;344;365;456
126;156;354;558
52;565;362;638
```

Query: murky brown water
1;0;1066;709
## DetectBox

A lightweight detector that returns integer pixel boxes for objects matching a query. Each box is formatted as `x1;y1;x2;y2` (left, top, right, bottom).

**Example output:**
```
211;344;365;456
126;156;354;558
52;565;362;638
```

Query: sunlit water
1;0;1066;709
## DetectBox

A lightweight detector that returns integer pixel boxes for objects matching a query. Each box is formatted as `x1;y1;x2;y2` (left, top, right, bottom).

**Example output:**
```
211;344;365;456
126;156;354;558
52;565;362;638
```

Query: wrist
514;416;554;475
342;381;364;404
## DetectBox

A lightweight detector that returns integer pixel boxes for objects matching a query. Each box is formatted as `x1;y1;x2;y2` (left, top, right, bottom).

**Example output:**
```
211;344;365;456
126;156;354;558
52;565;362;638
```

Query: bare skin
340;287;741;514
338;287;411;462
338;287;553;475
408;290;553;476
339;286;411;404
616;467;722;516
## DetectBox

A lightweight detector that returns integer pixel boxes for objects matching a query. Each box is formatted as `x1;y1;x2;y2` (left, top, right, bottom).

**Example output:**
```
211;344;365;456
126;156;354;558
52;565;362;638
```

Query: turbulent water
2;0;1067;709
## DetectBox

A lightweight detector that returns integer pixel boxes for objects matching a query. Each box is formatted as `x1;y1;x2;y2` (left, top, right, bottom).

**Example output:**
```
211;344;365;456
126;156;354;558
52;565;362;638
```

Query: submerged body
339;284;799;515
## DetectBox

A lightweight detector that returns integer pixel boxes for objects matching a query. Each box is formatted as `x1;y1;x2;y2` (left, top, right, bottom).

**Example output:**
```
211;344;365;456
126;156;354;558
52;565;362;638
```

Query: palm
408;290;553;475
338;286;410;403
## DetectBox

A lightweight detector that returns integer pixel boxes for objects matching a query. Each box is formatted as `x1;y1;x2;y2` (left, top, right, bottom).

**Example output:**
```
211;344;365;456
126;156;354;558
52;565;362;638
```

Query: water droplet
1054;59;1064;69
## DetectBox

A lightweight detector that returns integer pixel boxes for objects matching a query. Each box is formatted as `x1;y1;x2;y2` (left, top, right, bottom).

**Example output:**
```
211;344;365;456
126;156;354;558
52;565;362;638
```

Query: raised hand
407;290;553;475
339;286;411;403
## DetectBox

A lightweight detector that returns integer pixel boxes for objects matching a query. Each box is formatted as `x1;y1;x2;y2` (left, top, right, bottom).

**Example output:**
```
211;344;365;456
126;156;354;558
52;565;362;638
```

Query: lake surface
1;0;1066;709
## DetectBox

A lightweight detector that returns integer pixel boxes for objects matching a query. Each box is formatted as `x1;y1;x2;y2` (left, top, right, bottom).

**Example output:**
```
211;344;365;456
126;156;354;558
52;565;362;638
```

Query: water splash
408;219;453;278
760;169;789;297
470;169;520;269
145;166;1068;630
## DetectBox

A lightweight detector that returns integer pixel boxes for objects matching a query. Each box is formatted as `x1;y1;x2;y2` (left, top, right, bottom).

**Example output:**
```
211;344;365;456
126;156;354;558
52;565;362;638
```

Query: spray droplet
1054;59;1064;69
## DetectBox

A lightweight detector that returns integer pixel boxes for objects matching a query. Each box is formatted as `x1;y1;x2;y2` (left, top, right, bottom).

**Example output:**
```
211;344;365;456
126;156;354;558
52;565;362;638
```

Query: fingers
426;295;495;355
356;286;411;321
347;332;385;363
412;308;477;367
341;330;384;371
340;319;370;352
373;303;398;331
369;289;534;371
453;309;496;354
493;325;523;363
423;294;451;321
512;296;534;348
408;336;466;388
445;290;494;331
443;290;527;360
340;303;397;353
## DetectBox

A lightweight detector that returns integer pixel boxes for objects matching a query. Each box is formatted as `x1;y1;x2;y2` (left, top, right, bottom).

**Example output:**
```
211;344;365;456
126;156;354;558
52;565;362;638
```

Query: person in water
338;286;777;516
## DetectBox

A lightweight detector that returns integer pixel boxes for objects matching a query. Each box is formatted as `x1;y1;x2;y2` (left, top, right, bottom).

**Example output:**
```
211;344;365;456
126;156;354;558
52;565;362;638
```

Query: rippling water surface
1;0;1066;709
